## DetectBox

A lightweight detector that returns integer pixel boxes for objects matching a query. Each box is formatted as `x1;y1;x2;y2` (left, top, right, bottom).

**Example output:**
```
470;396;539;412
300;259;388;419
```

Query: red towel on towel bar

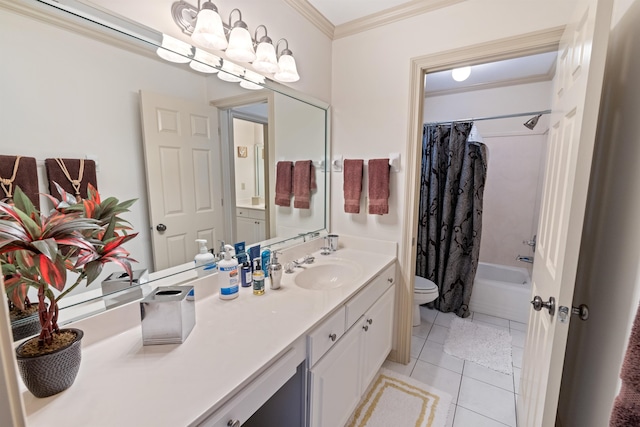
275;161;293;207
343;159;363;213
293;160;316;209
368;158;390;215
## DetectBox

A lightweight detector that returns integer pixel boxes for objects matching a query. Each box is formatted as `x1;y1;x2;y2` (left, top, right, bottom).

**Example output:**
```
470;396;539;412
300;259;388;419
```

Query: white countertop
21;246;395;426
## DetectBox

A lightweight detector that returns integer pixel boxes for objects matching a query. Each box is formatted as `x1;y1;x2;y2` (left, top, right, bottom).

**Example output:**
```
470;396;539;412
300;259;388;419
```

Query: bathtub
469;262;532;324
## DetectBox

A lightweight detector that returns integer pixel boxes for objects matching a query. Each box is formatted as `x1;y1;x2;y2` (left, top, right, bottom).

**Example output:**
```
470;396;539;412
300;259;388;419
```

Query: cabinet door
309;318;364;427
360;284;395;394
254;219;266;242
236;216;255;244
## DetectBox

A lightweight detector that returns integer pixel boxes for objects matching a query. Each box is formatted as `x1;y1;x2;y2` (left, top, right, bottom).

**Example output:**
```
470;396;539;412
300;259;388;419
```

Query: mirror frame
1;0;330;325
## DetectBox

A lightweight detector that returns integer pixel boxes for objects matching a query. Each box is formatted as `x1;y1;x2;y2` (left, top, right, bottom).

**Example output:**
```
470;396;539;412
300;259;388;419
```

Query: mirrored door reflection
232;112;268;246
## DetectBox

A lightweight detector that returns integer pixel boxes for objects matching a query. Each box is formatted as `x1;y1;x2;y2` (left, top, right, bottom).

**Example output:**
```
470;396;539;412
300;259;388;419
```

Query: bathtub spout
516;255;534;264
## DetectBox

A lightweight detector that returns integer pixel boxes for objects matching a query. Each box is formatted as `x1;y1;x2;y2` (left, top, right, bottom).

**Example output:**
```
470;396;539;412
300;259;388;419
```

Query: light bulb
240;70;265;90
452;66;471;82
218;60;244;82
274;54;299;83
226;26;256;63
190;48;220;73
191;6;228;51
252;41;278;74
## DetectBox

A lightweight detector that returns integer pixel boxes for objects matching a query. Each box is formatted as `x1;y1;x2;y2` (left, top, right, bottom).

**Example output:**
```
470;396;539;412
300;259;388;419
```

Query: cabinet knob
387;277;393;283
227;420;240;427
363;325;369;332
367;318;373;325
329;333;337;342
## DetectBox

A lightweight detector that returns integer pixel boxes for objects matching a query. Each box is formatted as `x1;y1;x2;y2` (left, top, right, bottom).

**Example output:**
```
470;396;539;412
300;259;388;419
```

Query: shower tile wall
423;79;551;270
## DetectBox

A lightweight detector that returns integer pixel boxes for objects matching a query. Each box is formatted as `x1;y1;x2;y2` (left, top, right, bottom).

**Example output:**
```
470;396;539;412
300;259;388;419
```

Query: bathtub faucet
516;255;534;264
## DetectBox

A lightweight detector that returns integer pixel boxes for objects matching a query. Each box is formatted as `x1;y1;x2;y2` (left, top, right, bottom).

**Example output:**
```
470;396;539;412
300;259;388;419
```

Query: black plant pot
15;328;84;398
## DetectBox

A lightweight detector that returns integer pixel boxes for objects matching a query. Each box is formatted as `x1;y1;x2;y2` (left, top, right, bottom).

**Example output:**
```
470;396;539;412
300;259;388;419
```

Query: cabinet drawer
308;306;346;367
236;208;265;220
345;264;395;329
196;337;305;426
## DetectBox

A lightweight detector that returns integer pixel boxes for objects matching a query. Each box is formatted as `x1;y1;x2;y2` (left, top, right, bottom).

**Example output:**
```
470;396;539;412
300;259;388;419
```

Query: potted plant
0;184;137;398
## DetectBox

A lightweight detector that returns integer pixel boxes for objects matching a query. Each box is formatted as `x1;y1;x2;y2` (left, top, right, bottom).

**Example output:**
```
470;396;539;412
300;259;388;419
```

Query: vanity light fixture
240;70;266;90
169;1;301;82
225;9;256;63
217;59;245;83
189;48;221;73
252;25;278;74
452;66;471;82
156;34;193;63
273;39;300;83
190;1;227;50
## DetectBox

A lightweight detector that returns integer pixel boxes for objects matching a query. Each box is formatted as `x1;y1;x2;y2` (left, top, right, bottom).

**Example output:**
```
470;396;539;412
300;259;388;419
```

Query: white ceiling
425;51;557;96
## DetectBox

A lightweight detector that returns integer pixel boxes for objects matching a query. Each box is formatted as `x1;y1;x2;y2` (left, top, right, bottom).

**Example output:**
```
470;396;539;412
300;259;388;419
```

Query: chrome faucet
523;235;536;252
516;255;534;264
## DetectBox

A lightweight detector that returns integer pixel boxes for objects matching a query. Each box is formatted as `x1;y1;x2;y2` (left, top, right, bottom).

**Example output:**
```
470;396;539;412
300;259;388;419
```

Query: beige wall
557;0;640;425
330;0;577;269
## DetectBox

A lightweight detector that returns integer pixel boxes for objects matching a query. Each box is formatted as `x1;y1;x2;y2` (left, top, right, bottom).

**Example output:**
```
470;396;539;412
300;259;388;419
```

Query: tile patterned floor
382;306;526;427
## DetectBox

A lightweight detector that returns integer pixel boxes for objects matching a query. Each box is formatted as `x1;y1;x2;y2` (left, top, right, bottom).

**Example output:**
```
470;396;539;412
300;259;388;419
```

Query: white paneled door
518;0;612;426
140;91;224;271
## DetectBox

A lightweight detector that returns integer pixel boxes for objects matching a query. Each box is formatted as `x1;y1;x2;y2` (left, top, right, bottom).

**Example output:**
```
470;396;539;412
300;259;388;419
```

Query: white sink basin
294;260;363;290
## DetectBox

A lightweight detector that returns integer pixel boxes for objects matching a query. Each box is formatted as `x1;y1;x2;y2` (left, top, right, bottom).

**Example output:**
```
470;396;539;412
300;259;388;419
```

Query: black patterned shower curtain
415;122;488;318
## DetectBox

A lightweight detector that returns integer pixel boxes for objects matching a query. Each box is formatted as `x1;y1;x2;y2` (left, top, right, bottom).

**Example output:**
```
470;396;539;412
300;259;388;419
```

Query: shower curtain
416;122;488;317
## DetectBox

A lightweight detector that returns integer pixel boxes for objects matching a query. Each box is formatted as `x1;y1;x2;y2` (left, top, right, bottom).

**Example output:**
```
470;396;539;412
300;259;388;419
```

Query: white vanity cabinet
308;264;396;427
236;208;266;245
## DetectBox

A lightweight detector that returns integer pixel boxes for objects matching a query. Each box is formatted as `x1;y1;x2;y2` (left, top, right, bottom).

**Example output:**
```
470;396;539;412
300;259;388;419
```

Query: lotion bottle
194;239;216;278
218;244;239;300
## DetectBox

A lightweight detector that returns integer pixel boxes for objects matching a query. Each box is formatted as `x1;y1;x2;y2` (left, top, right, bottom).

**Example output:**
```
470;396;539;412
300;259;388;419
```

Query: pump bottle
218;244;239;300
194;239;216;278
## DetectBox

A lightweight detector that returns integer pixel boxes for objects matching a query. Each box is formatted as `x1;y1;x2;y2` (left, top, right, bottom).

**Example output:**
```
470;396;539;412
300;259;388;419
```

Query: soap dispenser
269;251;283;290
217;244;239;300
194;239;216;278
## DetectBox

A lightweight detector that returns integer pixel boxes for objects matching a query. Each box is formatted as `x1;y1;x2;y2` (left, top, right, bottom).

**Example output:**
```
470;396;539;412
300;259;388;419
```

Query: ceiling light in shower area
452;66;471;82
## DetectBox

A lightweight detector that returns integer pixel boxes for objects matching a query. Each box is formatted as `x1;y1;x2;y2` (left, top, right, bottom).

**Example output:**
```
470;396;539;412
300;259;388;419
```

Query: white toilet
414;276;439;327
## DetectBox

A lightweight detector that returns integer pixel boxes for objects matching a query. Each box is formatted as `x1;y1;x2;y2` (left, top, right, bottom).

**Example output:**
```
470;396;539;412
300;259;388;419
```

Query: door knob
559;304;589;323
531;295;556;316
156;223;167;232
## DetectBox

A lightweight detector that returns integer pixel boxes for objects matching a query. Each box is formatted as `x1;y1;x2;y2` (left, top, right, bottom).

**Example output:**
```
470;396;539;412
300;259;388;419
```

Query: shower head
524;114;542;130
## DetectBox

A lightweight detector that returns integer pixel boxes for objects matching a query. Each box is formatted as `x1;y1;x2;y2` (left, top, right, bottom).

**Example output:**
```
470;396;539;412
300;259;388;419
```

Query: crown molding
334;0;465;39
282;0;335;39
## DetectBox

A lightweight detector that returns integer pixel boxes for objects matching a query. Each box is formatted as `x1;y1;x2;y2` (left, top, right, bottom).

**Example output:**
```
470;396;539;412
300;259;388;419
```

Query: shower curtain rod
424;109;552;126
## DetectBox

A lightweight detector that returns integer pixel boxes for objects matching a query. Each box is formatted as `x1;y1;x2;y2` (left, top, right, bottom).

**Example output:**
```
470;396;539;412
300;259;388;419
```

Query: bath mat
346;368;452;427
444;317;513;374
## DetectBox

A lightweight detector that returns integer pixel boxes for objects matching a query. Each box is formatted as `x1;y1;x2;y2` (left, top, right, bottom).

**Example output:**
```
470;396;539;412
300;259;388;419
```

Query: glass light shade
226;27;256;63
217;60;244;82
189;49;221;73
252;42;278;74
156;34;192;63
452;66;471;82
240;70;266;90
191;9;228;50
274;54;300;82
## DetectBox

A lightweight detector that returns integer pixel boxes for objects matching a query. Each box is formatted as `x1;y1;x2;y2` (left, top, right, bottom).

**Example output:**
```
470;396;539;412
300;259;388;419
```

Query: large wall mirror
0;0;328;327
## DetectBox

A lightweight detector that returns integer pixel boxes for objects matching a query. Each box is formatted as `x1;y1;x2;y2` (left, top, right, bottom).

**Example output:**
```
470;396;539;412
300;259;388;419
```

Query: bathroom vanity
19;238;397;426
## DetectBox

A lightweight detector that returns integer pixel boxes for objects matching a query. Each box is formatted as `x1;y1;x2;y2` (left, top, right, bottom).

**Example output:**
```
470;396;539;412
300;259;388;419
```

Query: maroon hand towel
275;161;293;207
45;158;97;201
368;158;390;215
293;160;314;209
610;302;640;426
343;159;363;213
0;155;40;209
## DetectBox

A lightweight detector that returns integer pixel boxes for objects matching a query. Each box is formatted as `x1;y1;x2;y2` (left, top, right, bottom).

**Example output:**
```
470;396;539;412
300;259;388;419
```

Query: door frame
395;26;565;363
212;92;275;244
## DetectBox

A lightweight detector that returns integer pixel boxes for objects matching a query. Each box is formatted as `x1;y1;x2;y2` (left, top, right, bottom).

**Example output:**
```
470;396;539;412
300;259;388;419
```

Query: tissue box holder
140;286;195;345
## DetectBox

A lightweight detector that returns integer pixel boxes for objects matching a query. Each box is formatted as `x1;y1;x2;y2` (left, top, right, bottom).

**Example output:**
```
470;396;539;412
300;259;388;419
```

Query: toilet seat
415;276;437;294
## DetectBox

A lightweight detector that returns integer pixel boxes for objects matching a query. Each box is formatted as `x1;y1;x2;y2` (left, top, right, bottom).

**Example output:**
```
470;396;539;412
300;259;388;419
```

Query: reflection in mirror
0;0;328;331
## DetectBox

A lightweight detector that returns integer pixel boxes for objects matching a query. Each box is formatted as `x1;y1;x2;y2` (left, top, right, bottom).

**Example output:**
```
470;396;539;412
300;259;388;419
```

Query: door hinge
221;198;224;206
412;237;416;247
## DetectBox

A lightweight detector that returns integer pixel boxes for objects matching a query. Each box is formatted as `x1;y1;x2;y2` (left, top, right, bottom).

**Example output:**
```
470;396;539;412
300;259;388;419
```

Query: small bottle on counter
252;259;265;296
